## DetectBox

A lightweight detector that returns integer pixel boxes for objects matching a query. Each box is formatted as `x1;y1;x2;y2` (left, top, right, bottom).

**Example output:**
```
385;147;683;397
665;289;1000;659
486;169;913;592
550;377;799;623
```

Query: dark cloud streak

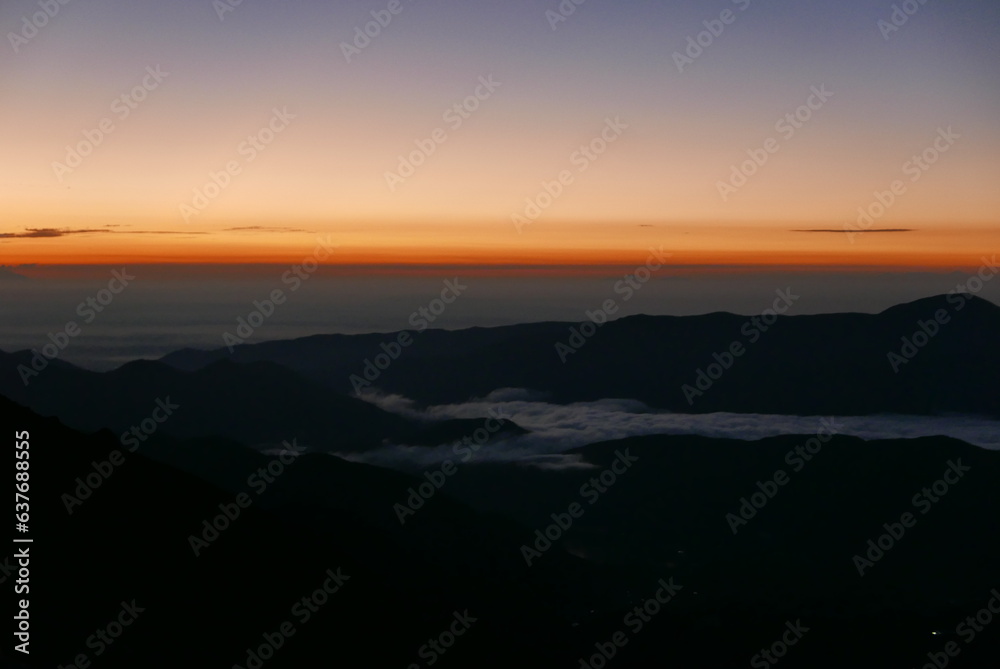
0;227;208;238
791;228;914;233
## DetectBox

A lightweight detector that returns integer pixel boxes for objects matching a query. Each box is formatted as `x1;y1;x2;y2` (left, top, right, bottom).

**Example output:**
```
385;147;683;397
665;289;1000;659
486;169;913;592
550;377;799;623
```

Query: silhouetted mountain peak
878;293;999;319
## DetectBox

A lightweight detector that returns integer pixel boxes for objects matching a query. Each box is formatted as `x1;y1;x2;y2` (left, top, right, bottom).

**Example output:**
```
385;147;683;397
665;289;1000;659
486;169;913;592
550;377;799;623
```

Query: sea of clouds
334;388;1000;470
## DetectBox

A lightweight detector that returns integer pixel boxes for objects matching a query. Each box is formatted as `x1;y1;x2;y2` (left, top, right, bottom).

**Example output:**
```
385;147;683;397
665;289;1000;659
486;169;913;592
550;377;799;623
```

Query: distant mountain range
3;295;997;457
150;293;997;417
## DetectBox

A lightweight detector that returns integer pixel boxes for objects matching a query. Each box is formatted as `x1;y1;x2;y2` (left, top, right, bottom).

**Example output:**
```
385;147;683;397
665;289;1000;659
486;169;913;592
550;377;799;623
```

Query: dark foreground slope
2;396;598;669
438;432;1000;667
6;395;998;668
158;294;1000;416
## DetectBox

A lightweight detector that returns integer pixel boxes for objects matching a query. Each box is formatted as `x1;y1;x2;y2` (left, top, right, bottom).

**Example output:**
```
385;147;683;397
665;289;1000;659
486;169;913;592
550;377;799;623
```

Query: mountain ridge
147;294;1000;416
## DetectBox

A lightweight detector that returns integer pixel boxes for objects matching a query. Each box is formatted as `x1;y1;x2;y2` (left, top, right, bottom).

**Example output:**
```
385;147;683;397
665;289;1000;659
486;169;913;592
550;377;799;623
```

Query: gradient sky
2;0;998;268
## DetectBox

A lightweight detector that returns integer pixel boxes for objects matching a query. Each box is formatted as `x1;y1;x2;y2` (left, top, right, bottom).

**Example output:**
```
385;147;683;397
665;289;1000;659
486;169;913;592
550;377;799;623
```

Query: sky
2;0;998;270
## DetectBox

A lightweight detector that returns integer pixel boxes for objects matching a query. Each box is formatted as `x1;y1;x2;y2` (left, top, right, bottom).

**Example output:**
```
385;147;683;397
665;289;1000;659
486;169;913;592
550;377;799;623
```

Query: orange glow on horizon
2;220;996;273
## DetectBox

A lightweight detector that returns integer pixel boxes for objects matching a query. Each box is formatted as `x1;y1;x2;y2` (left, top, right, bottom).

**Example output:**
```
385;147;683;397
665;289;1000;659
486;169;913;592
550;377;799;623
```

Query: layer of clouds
341;390;1000;471
0;227;208;238
0;228;109;238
